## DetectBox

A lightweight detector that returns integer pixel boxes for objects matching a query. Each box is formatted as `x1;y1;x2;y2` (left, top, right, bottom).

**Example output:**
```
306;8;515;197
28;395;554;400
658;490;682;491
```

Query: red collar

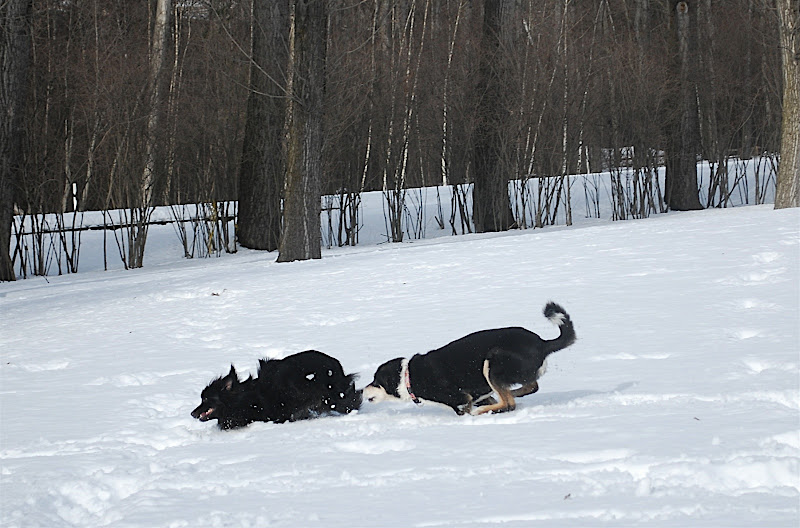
404;362;422;405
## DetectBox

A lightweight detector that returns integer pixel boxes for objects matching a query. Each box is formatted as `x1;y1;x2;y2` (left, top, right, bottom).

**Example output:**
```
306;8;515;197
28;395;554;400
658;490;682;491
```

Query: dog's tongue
200;408;214;421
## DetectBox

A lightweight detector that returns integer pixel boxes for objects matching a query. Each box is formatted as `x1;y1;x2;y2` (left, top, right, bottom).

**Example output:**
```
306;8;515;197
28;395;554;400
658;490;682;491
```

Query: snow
2;200;799;526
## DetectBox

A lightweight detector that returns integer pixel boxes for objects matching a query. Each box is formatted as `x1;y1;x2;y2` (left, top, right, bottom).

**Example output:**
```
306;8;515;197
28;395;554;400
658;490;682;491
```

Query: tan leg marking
474;360;516;415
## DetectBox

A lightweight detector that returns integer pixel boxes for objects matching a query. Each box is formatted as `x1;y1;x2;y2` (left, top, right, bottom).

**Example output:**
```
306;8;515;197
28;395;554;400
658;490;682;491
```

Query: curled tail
543;301;576;355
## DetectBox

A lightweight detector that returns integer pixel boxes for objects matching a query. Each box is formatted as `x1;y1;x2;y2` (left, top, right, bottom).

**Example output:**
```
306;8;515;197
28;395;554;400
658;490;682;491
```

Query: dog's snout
362;384;387;404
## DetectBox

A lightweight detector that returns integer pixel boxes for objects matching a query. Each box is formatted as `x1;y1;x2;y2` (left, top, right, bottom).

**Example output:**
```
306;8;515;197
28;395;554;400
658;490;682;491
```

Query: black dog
256;351;361;423
363;302;576;415
190;366;261;429
191;350;361;429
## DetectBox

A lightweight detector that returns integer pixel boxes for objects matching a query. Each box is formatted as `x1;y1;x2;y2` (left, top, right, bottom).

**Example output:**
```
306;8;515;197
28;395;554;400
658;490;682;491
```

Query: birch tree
377;0;431;242
775;0;800;209
440;2;465;189
142;0;171;212
127;0;172;268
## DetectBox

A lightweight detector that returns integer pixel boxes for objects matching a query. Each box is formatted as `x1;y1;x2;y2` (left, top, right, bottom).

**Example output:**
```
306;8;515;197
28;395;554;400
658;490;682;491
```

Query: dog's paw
454;403;474;416
491;403;516;414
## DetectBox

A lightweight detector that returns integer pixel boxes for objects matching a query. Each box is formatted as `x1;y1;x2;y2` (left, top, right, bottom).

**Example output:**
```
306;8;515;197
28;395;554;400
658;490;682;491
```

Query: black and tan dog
363;302;576;415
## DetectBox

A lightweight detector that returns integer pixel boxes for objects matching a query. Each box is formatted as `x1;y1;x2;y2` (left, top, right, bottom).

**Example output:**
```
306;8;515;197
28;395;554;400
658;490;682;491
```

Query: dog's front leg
453;393;474;415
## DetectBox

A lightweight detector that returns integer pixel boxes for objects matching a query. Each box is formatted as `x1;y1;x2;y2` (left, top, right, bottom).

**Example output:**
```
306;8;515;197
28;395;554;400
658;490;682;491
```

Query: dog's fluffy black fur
363;302;576;415
190;367;261;430
191;350;361;429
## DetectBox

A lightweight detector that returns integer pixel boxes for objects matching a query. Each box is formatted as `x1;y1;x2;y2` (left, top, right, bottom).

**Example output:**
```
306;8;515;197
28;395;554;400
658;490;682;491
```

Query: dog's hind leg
473;387;515;415
476;383;535;408
474;395;497;407
473;360;516;415
511;380;539;398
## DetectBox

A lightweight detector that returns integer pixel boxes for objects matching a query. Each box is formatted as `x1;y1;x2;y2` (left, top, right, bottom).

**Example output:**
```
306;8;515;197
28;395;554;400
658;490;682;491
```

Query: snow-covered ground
2;201;798;527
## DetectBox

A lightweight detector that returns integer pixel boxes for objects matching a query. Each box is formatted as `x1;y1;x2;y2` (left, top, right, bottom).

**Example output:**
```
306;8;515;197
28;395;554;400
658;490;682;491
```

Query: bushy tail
337;373;362;414
543;302;576;355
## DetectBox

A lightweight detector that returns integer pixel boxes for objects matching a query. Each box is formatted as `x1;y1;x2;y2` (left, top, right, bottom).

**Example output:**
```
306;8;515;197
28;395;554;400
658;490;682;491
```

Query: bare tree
775;0;800;209
278;0;327;262
440;1;466;189
125;0;172;269
472;0;514;232
666;1;703;211
6;0;788;278
238;0;289;250
1;0;32;281
371;0;432;243
322;1;379;247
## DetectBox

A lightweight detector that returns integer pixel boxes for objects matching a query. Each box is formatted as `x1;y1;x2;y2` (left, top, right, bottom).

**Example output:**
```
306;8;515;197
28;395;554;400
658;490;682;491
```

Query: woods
2;0;793;279
1;0;33;281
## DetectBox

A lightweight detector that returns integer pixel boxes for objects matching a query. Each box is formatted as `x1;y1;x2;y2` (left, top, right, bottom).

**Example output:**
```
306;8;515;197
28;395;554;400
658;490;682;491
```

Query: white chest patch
536;359;548;379
396;358;414;402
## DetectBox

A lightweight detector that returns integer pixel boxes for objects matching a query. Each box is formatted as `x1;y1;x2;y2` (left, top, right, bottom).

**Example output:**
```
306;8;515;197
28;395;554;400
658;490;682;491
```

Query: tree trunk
278;0;327;262
472;0;514;233
141;0;171;213
775;0;800;209
0;0;32;281
238;0;289;250
128;0;172;269
698;0;725;207
740;0;755;160
666;1;703;211
441;2;464;188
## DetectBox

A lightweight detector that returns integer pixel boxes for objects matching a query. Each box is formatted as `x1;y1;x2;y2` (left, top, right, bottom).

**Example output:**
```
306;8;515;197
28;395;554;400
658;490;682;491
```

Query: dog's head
191;365;240;423
363;358;405;403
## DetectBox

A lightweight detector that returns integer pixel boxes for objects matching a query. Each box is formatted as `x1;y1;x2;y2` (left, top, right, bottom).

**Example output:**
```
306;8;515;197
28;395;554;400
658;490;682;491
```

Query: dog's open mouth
192;407;215;421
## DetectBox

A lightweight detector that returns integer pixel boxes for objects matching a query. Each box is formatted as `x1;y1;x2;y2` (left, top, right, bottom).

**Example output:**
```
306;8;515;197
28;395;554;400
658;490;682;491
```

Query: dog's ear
224;365;239;390
258;359;269;377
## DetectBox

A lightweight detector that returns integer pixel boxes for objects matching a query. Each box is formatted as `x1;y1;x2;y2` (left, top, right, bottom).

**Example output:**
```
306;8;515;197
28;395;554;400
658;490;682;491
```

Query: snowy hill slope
1;205;798;527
